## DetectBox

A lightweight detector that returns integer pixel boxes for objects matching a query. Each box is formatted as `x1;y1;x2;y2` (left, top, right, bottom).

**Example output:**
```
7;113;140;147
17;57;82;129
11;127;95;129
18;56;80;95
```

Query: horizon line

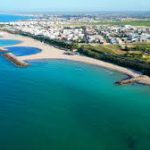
1;10;150;13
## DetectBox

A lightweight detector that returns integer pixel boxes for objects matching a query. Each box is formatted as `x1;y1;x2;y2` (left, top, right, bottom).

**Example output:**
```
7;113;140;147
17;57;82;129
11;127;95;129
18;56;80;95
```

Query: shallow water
7;46;41;56
0;39;22;47
0;57;150;150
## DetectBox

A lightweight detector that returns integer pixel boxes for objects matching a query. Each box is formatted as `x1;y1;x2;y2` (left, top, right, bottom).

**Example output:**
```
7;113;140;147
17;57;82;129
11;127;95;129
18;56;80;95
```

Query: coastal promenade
1;31;150;85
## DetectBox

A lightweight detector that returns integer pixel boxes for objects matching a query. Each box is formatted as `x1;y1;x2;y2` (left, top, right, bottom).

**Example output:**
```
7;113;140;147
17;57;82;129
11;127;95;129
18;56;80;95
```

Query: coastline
1;31;150;85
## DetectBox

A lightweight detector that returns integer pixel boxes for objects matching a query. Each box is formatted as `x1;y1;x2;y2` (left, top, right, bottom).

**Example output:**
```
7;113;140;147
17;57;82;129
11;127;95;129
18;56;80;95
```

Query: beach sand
1;31;150;85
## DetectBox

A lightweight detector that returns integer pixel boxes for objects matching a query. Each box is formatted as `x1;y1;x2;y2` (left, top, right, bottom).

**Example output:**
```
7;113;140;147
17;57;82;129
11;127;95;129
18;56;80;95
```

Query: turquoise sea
1;15;150;150
1;57;150;150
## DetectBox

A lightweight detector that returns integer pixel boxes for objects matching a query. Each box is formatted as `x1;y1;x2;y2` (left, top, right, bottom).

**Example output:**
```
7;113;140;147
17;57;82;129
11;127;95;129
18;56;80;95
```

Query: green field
93;43;150;60
65;20;150;27
90;20;150;27
77;43;150;75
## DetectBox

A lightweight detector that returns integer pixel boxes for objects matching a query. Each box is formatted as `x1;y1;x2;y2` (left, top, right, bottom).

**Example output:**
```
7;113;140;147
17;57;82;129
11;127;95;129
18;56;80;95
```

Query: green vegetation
124;43;150;63
63;20;150;27
125;43;150;52
120;20;150;27
67;20;150;27
78;43;150;75
93;20;150;27
78;44;125;55
20;32;74;49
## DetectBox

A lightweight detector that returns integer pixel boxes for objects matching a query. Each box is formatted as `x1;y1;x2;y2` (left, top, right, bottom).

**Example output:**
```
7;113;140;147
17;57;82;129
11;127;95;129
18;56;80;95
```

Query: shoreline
1;31;150;85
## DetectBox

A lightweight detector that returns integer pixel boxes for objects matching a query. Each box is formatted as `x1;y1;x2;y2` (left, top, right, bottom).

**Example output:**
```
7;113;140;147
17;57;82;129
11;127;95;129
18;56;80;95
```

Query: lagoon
7;46;41;56
0;39;22;47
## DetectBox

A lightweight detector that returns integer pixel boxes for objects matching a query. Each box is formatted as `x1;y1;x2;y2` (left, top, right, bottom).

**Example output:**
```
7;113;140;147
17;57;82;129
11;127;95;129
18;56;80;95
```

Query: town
1;15;150;46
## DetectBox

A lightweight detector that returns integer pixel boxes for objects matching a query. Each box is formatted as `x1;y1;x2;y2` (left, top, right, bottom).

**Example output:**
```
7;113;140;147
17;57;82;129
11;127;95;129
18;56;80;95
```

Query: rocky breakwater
0;47;8;52
115;75;150;86
3;52;29;67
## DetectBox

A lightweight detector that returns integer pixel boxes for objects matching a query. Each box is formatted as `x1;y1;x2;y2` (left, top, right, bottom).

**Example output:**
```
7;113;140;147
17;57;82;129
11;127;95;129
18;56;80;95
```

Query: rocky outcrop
116;75;149;85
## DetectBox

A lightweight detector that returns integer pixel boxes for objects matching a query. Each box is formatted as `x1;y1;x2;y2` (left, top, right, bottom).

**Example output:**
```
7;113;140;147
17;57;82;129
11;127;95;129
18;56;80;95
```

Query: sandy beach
1;31;150;85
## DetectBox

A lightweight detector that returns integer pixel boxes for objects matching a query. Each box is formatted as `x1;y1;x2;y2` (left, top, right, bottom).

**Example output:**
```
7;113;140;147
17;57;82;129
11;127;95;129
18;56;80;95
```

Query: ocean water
0;57;150;150
0;39;22;46
7;46;41;56
0;14;31;22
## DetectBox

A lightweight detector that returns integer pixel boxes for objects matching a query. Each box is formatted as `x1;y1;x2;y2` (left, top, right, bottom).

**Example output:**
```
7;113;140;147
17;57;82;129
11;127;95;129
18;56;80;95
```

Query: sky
1;0;150;12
